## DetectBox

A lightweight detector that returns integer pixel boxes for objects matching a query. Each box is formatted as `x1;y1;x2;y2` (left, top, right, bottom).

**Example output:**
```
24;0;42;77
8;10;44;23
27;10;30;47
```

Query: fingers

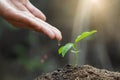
0;0;62;41
51;27;62;41
25;1;46;21
41;21;62;41
5;11;62;41
35;18;62;41
6;20;29;28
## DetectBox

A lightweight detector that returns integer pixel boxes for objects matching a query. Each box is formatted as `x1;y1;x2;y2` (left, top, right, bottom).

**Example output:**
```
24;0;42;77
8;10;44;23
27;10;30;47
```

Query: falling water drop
58;41;61;46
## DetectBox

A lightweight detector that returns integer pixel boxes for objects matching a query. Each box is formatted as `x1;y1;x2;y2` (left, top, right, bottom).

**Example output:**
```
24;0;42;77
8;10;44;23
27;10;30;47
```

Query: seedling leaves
58;43;73;57
58;46;64;54
58;30;97;66
75;30;97;43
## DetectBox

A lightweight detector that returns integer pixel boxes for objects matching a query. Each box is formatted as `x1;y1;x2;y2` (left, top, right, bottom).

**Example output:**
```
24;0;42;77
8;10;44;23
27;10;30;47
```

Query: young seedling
58;30;97;66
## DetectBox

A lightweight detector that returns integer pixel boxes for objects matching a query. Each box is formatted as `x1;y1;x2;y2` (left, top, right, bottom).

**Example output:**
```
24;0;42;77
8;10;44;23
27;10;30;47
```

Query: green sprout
58;30;97;66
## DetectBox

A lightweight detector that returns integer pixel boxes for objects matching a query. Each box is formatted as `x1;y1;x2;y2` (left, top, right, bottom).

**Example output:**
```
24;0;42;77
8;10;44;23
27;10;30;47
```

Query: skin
0;0;62;41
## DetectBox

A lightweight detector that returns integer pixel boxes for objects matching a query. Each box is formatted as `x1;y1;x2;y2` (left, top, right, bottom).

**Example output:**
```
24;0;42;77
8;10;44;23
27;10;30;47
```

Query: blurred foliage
19;57;42;71
27;33;40;44
13;44;42;71
13;45;26;58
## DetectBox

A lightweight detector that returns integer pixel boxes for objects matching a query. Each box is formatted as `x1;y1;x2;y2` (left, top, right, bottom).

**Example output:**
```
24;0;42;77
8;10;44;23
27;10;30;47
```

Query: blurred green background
0;0;120;80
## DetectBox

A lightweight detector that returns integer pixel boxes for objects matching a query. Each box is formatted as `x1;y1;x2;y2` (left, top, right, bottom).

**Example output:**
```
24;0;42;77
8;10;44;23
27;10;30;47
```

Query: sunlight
91;0;104;8
70;0;109;65
91;0;99;4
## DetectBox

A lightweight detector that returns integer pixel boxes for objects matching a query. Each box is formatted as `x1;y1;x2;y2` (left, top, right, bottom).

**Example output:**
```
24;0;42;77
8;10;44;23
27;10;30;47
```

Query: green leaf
58;43;73;57
58;46;64;54
75;30;97;43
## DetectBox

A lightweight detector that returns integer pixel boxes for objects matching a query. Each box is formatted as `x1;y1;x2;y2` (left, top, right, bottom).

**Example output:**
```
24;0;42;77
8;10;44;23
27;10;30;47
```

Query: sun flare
91;0;99;4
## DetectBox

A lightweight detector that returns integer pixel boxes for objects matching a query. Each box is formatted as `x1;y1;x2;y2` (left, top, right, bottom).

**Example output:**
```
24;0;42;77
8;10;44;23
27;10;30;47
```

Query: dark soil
35;65;120;80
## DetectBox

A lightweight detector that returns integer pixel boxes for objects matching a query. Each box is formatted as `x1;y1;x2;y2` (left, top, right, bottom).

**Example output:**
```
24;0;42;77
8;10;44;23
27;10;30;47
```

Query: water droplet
58;41;61;46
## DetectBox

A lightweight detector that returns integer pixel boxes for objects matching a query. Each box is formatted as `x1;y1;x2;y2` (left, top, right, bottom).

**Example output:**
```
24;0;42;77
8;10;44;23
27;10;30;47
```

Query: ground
35;65;120;80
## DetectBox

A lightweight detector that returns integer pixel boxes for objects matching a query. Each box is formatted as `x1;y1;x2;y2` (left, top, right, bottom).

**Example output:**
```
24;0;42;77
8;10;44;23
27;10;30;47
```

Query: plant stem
73;43;79;67
74;51;79;67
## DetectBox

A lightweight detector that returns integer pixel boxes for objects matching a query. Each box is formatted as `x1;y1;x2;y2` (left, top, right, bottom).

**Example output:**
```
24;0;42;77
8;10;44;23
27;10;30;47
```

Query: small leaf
58;43;73;57
61;43;73;57
58;46;64;54
75;30;97;43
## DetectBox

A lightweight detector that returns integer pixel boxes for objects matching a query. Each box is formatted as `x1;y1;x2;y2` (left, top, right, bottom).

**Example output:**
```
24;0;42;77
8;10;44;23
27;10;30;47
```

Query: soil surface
35;65;120;80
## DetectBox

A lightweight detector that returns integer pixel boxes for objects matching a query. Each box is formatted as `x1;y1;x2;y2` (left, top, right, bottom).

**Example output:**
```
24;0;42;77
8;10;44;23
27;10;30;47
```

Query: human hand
0;0;62;41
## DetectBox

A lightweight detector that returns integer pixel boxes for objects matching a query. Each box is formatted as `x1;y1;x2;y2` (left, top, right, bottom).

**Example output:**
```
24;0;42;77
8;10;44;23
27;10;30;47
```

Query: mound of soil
35;65;120;80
